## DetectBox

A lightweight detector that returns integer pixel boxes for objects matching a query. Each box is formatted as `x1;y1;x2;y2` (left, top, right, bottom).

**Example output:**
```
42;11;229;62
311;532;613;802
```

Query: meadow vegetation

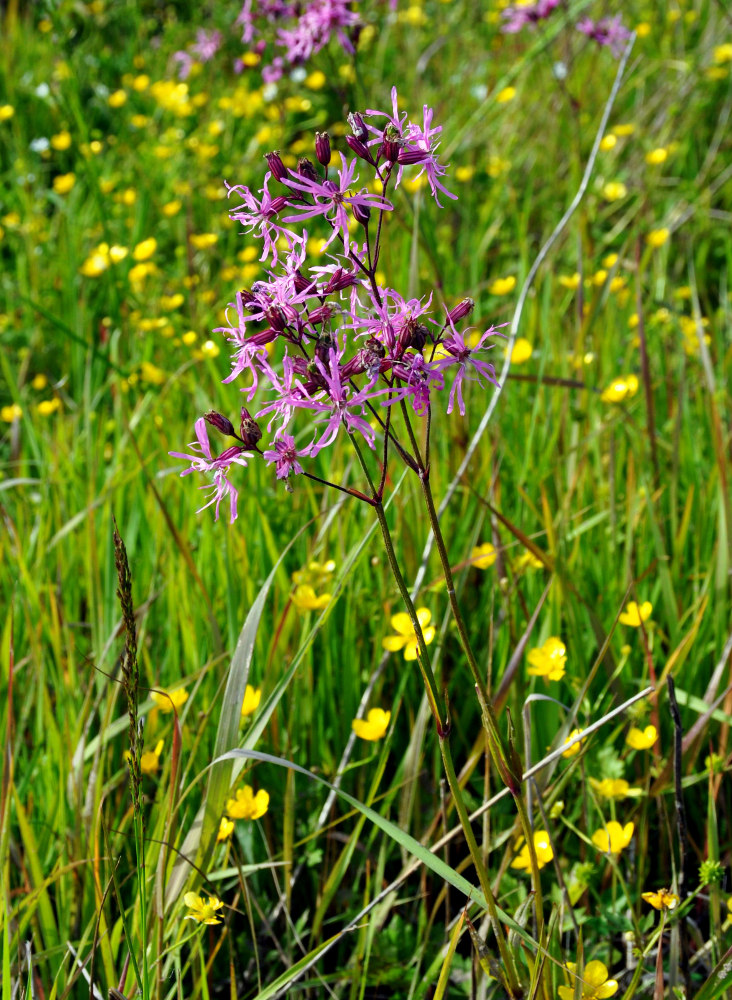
1;1;731;998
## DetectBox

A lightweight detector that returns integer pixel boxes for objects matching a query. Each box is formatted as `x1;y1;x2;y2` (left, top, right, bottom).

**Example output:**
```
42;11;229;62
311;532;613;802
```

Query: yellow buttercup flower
626;725;656;750
508;337;532;364
150;687;188;713
51;130;72;150
382;608;435;662
190;232;218;250
618;600;652;627
527;637;567;682
352;707;391;741
647;228;670;248
226;785;269;820
642;888;679;911
562;729;587;759
599;134;617;151
37;398;61;416
602;181;627;201
184;891;224;925
108;89;127;108
291;584;331;612
589;778;637;799
645;147;668;165
470;543;497;569
558;960;618;1000
216;817;235;841
1;404;22;422
162;199;182;217
240;684;262;717
600;375;638;404
591;821;634;854
511;830;553;871
140;739;164;775
559;272;581;290
489;275;516;296
496;86;516;103
0;105;15;121
133;237;157;261
713;44;732;64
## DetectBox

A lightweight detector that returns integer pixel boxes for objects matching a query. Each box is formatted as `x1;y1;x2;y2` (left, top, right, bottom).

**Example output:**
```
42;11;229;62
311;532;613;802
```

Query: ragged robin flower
382;608;435;662
352;707;391;741
642;888;679;911
558;960;618;1000
184;891;224;925
527;636;567;681
511;829;554;871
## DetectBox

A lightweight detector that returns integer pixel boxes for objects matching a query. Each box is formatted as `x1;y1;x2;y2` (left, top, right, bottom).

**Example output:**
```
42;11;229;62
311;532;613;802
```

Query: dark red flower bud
205;411;236;437
265;305;288;332
239;408;263;448
293;270;311;294
265;151;288;182
380;138;400;163
352;202;371;226
347;111;368;142
315;131;331;167
308;304;335;326
297;157;319;182
219;444;248;462
269;195;289;214
397;148;427;165
324;268;361;293
447;298;475;324
346;134;374;164
238;287;257;310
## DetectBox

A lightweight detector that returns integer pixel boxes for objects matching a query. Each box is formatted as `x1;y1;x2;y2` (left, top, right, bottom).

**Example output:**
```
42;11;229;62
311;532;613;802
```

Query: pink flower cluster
235;0;360;81
171;88;502;523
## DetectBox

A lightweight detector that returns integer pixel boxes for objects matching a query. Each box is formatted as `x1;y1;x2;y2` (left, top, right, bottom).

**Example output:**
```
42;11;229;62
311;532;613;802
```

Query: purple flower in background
430;326;502;416
191;28;223;62
283;153;393;255
263;434;311;478
172;50;194;79
577;16;632;58
276;0;359;64
389;352;445;415
501;0;560;32
169;418;252;523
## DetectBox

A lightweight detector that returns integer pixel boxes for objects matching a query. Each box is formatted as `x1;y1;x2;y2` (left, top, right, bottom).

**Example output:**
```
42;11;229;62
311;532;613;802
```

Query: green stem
348;433;522;997
418;470;545;932
439;735;523;999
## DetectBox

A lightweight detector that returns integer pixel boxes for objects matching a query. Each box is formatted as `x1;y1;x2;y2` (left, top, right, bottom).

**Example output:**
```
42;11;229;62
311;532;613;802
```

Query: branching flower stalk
172;86;538;991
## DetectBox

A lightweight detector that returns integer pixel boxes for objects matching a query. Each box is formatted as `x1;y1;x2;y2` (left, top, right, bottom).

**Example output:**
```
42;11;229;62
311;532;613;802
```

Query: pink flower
577;16;632;58
263;433;311;479
170;418;251;523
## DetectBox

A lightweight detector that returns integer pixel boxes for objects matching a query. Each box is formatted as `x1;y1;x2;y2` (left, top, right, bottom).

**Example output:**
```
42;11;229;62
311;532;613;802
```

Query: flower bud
239;408;262;448
324;268;361;293
397;149;428;166
269;195;289;214
205;411;236;437
265;304;288;332
308;304;335;326
265;151;288;183
352;202;371;227
315;131;331;167
447;298;475;324
380;137;400;164
297;158;319;182
293;270;311;294
347;111;368;142
346;134;374;164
